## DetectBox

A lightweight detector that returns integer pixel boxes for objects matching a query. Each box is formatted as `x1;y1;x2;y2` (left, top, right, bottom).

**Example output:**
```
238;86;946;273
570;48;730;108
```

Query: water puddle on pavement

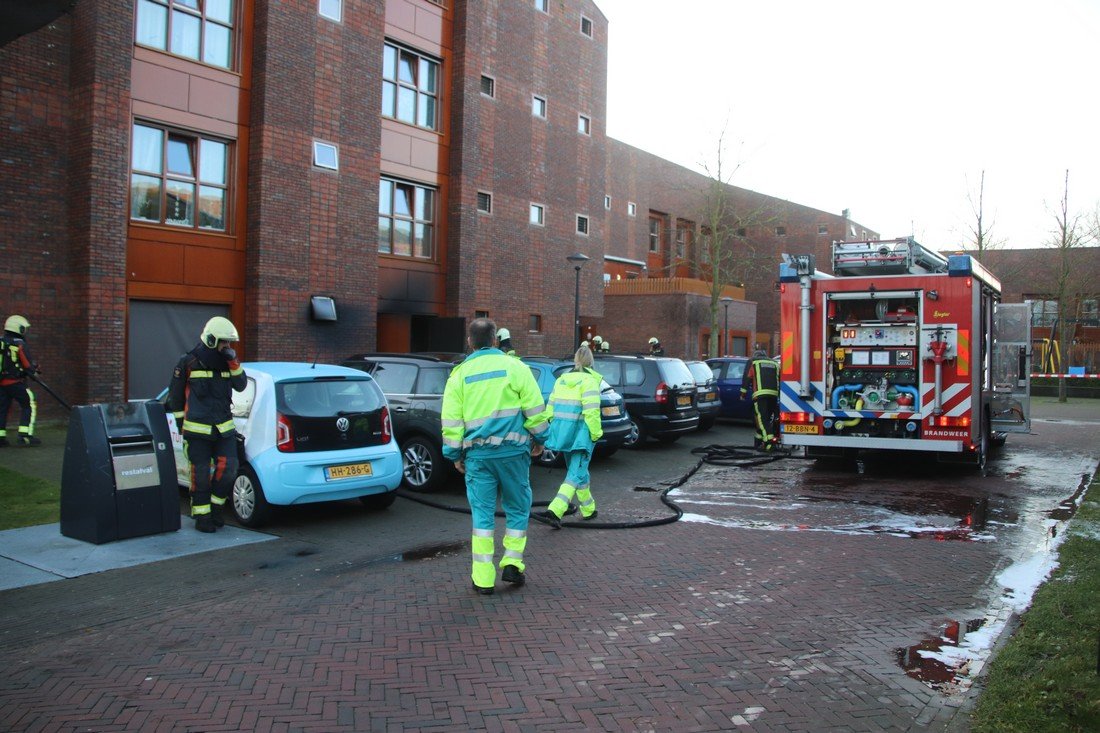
897;619;987;687
400;541;465;562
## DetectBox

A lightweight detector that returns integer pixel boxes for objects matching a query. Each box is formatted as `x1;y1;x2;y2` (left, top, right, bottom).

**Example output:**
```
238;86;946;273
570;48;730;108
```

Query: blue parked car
522;358;634;466
164;362;403;527
705;356;754;421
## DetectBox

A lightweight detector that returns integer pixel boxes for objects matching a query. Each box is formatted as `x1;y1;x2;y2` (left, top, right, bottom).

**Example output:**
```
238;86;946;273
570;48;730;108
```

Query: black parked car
341;353;457;491
592;355;699;446
684;360;721;431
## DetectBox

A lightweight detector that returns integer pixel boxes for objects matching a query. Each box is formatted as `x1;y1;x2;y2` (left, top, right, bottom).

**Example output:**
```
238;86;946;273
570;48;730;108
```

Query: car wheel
401;435;446;492
535;446;561;467
232;464;271;528
360;490;397;511
624;417;645;448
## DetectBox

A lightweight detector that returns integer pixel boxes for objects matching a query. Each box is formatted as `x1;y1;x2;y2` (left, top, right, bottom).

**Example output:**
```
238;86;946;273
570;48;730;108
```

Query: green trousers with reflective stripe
465;452;532;589
547;450;596;519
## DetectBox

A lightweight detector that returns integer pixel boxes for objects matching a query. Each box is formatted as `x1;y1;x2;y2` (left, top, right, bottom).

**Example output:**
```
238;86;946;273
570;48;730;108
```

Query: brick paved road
0;410;1095;732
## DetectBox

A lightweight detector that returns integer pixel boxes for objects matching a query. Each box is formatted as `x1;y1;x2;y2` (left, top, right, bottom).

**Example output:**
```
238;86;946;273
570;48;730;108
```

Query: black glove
221;347;237;362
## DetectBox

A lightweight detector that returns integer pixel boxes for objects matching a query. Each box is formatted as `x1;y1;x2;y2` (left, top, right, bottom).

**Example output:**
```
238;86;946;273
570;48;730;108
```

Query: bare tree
1045;170;1091;401
694;130;774;358
965;170;1007;253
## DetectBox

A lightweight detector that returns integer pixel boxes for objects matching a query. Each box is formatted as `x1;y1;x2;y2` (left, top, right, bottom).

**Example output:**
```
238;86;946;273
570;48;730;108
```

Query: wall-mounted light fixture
311;295;338;322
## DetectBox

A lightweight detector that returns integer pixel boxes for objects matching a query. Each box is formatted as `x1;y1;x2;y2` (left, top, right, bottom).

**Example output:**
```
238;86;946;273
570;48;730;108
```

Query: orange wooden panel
128;240;184;283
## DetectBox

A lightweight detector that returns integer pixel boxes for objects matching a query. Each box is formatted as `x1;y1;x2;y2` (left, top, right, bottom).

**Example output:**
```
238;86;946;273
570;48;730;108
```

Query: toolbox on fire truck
777;237;1031;468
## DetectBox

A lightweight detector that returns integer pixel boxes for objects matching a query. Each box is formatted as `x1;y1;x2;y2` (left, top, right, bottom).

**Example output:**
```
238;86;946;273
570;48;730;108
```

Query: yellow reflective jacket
441;348;549;460
545;367;603;452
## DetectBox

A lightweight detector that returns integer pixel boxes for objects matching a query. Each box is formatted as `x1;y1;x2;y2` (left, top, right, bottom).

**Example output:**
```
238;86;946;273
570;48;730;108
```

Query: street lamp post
566;252;590;352
720;296;734;356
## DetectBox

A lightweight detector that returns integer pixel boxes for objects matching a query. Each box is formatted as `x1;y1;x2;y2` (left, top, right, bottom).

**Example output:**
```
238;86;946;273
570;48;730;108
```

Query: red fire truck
777;238;1032;468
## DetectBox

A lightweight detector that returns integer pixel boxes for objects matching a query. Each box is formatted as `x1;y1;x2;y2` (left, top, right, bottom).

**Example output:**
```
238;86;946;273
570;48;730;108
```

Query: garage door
128;300;230;400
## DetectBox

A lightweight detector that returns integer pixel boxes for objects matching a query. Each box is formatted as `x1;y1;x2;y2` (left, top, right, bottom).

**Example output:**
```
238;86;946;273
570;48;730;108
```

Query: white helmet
201;316;239;348
592;335;603;344
496;327;511;341
648;337;659;345
4;315;30;336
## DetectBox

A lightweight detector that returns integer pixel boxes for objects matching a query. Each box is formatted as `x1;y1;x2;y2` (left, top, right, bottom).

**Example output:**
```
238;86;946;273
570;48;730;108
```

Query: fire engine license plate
783;424;820;435
326;462;373;480
601;405;620;417
676;395;691;406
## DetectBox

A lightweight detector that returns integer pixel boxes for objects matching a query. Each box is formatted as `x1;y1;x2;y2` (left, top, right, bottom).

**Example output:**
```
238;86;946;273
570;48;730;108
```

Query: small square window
604;195;611;210
532;95;547;118
576;215;589;235
313;141;339;171
775;226;786;236
480;75;495;98
477;191;492;214
528;314;542;333
578;114;591;135
476;310;490;319
818;224;828;235
319;0;342;22
530;203;545;226
580;16;593;37
535;0;548;12
627;202;636;217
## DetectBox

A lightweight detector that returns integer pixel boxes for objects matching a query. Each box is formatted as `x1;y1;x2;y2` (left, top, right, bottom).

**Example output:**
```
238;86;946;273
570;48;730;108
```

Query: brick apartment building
1;0;878;421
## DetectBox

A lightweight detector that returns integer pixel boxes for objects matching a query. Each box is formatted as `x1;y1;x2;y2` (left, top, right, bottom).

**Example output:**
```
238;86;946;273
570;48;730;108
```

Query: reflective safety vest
166;344;247;439
742;358;779;399
441;347;549;461
545;367;603;452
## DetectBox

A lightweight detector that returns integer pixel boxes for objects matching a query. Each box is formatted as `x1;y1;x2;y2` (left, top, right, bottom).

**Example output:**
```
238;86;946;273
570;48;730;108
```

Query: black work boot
0;438;8;448
472;583;494;596
501;565;526;586
195;514;217;533
19;436;41;447
210;505;226;528
535;510;562;529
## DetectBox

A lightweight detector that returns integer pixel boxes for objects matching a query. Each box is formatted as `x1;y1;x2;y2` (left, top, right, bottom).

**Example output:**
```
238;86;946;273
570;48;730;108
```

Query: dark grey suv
341;353;457;491
592;355;700;445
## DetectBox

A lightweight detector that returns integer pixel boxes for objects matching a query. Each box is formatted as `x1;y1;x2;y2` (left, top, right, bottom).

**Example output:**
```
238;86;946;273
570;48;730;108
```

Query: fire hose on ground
395;443;796;530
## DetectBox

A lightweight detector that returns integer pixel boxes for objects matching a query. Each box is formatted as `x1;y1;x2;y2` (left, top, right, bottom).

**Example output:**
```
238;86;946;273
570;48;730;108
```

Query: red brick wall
447;0;608;358
247;0;385;361
599;293;756;361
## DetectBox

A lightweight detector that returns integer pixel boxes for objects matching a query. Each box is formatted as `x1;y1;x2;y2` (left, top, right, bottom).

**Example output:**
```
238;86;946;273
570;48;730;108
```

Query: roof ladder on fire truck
831;237;949;277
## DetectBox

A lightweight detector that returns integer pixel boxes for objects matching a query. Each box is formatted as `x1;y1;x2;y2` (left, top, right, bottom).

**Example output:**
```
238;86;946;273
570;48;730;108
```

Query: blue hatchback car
522;358;633;465
165;362;403;527
705;357;754;421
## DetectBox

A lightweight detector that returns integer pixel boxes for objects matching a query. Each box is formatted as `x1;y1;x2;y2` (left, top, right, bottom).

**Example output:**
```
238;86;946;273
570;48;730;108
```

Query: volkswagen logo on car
336;417;350;432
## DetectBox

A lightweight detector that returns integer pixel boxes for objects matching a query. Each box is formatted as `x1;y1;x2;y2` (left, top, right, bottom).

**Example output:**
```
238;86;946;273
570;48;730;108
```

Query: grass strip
969;470;1100;732
0;464;61;531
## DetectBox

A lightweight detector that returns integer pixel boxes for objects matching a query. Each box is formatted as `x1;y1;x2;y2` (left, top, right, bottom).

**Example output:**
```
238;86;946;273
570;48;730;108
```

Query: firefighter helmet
648;337;660;345
592;335;603;344
201;316;239;348
496;327;511;341
4;315;29;336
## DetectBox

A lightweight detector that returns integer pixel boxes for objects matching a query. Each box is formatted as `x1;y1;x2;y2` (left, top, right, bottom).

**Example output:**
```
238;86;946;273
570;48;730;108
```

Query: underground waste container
60;401;181;544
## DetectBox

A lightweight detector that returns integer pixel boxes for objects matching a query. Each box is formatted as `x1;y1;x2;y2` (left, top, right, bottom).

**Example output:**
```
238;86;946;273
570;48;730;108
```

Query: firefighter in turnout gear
0;315;41;447
496;327;517;357
648;337;664;356
741;350;780;450
535;344;603;529
441;318;549;595
166;317;247;532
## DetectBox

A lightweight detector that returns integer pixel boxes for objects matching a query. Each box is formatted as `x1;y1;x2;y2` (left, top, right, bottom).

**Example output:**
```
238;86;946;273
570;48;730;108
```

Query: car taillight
381;406;392;444
655;381;668;404
276;412;294;452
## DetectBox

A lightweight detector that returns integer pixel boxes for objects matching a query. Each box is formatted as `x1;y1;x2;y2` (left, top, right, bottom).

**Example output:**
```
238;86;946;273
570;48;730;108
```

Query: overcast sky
596;0;1100;250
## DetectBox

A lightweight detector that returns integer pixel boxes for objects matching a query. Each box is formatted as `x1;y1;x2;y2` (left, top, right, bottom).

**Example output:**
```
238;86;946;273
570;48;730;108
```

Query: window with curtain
130;122;229;231
135;0;235;69
378;177;435;259
382;42;440;130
